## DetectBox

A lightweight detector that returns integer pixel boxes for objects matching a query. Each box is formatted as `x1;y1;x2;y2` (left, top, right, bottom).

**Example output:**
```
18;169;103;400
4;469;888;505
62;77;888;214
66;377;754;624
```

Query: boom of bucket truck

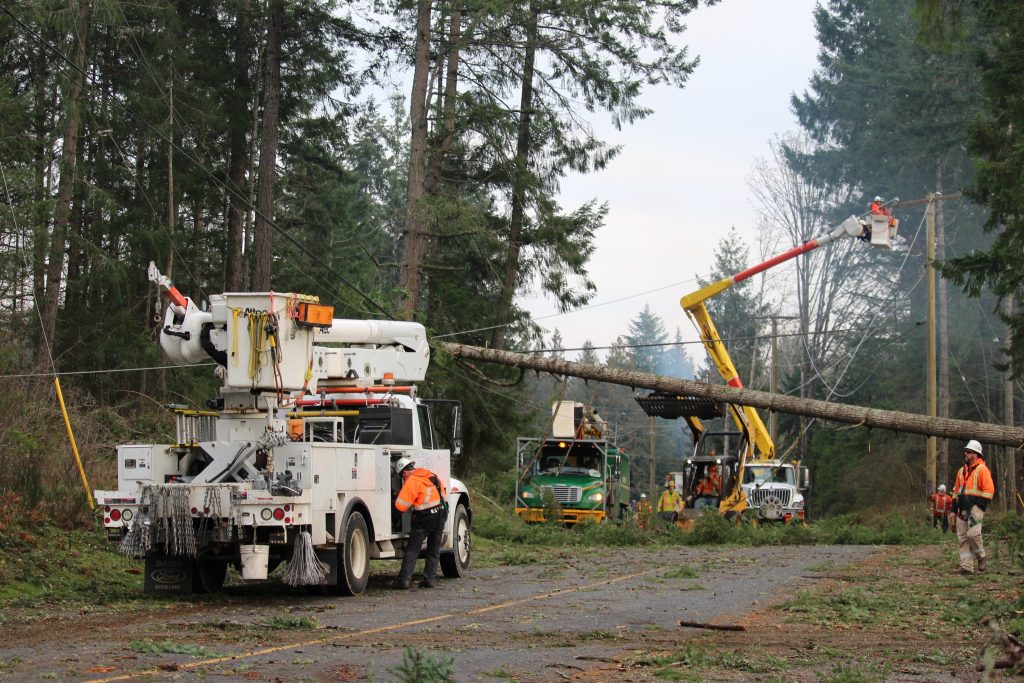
637;211;897;522
94;264;471;595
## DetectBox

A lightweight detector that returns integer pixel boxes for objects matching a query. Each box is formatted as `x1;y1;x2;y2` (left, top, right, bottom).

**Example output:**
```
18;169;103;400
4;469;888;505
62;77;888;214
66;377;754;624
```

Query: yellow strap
230;308;241;366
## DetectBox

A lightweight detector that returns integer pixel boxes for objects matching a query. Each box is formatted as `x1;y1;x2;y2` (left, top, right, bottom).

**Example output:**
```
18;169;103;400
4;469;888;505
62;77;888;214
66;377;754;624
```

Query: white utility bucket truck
94;266;471;595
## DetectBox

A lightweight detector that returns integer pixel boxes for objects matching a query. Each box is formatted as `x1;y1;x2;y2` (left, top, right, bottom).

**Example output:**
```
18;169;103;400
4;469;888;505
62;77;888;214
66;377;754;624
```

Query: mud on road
0;544;928;682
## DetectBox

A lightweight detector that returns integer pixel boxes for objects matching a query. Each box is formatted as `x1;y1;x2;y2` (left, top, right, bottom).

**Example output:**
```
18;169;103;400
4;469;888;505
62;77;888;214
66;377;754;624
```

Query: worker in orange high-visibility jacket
690;465;722;510
929;484;953;532
870;195;897;228
393;457;447;589
951;440;995;574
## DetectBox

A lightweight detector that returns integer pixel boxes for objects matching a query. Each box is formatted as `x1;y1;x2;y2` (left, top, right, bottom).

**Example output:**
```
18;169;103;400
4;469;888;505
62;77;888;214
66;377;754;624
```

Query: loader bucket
634;393;722;420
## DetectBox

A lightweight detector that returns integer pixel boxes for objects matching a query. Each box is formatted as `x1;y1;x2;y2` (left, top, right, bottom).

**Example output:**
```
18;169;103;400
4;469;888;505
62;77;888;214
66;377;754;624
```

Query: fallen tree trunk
442;343;1024;449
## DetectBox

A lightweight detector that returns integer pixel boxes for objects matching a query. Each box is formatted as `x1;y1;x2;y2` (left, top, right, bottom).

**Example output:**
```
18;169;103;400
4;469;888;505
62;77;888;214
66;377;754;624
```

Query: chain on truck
94;265;472;595
637;207;899;525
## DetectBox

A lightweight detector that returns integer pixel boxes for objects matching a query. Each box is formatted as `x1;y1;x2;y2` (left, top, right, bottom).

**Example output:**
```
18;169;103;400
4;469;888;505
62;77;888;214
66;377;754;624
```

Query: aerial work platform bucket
869;214;897;248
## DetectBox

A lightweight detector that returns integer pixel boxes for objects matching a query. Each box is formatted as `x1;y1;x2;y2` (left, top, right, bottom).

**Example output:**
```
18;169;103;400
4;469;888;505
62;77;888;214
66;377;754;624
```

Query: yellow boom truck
638;210;897;524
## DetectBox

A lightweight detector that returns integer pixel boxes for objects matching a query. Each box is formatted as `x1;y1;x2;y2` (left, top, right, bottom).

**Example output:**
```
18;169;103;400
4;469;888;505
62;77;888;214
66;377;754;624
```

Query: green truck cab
515;402;630;525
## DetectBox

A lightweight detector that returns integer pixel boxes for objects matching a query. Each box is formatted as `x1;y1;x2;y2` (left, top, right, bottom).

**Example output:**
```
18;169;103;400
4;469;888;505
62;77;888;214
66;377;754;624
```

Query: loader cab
681;430;744;509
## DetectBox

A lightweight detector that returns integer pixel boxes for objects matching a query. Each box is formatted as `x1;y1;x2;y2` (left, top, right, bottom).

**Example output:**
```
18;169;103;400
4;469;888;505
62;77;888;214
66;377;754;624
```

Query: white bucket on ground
239;544;270;580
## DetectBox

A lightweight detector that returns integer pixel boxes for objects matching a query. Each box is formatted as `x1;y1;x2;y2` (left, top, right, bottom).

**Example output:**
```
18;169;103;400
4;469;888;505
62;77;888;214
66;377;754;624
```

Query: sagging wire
778;199;932;460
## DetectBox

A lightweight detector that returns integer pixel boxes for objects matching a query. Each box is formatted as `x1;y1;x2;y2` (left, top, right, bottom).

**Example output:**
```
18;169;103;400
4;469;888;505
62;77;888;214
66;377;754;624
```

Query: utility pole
926;196;937;495
895;193;964;495
1004;296;1017;512
758;315;797;445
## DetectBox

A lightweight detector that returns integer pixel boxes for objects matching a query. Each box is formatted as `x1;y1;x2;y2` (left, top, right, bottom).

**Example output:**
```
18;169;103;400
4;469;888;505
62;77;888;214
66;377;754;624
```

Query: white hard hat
964;440;983;456
873;195;882;202
394;456;415;473
938;484;946;492
640;493;647;498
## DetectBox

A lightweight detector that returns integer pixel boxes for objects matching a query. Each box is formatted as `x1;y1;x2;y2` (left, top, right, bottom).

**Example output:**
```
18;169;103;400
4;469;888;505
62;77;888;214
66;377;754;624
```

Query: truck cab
741;461;809;522
515;401;630;525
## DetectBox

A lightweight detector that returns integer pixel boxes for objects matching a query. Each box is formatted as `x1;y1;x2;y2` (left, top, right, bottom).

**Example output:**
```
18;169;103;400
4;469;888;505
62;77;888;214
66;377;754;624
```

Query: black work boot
419;577;436;588
393;578;411;589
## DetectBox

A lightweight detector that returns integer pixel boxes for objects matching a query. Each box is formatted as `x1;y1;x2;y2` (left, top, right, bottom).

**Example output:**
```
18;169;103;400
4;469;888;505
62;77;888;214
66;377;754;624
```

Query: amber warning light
296;302;334;326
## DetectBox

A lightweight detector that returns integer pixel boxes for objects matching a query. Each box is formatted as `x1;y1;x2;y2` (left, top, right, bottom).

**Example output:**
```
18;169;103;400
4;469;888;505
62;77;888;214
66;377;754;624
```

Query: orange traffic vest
954;460;995;500
696;474;721;496
395;468;446;512
929;492;952;515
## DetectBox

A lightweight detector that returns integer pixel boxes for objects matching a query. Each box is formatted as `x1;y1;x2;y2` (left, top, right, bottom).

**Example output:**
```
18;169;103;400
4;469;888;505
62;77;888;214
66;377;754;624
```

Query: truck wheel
335;511;370;596
440;504;470;579
193;559;227;594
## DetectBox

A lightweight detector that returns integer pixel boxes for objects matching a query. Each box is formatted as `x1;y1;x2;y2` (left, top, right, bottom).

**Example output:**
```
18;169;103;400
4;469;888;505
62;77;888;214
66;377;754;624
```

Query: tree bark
936;160;951;485
1004;296;1017;511
40;0;91;365
490;0;539;351
443;342;1024;447
226;0;252;291
252;0;284;291
424;5;461;199
398;0;433;319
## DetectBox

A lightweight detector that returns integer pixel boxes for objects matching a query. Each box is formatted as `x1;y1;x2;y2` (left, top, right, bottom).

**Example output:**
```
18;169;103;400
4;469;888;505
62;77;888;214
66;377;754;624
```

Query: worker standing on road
928;484;953;532
657;481;682;522
951;440;995;574
636;493;652;529
393;457;447;589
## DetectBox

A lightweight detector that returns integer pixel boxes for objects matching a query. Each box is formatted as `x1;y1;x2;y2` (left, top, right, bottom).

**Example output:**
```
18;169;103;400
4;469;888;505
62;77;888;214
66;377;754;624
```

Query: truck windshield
743;466;794;485
537;446;601;477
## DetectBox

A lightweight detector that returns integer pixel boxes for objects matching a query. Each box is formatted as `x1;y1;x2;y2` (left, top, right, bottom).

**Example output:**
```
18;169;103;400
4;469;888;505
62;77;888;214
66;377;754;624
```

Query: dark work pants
933;514;949;532
398;506;446;582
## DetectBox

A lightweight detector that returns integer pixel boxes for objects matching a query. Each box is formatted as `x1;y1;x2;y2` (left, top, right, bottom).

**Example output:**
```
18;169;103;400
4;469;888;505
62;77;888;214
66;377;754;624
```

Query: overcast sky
517;0;820;360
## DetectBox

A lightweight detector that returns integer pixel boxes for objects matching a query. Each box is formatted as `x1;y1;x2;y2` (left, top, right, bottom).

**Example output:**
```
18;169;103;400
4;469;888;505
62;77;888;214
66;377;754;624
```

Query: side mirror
450;403;463;458
800;466;811;491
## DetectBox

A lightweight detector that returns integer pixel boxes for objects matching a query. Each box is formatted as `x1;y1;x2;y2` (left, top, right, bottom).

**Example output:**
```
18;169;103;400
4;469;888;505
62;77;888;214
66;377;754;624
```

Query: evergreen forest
1;0;1022;526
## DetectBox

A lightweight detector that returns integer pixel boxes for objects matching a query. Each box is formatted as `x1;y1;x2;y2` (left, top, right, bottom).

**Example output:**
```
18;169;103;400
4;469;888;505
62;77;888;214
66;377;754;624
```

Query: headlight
521;490;535;499
588;492;604;502
792;499;804;509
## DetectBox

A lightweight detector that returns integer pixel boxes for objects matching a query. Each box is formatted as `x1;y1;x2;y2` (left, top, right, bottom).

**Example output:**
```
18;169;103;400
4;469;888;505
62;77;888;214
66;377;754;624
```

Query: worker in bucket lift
870;195;896;227
690;465;722;510
393;457;448;589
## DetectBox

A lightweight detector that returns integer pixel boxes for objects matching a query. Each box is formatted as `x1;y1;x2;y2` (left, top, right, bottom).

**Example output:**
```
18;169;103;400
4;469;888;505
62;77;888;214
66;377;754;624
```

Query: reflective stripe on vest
956;462;994;500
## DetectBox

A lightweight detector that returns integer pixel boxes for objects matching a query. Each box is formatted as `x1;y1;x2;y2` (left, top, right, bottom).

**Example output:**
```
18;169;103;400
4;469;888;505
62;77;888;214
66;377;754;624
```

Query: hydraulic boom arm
680;215;887;461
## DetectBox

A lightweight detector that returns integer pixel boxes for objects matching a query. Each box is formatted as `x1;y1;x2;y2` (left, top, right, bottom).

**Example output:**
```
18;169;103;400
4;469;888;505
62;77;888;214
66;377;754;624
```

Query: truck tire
335;511;370;596
440;504;470;579
193;558;227;594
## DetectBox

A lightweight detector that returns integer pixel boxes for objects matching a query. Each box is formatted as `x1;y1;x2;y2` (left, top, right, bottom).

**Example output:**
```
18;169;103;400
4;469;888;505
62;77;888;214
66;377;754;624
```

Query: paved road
0;545;882;682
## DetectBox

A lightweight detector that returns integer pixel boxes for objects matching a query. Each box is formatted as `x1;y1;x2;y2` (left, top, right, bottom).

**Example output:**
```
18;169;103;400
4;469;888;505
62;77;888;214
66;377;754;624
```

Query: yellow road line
87;566;664;682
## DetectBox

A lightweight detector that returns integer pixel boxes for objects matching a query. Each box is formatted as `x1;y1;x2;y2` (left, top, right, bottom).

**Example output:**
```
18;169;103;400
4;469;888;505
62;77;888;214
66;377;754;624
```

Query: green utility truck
515;402;630;524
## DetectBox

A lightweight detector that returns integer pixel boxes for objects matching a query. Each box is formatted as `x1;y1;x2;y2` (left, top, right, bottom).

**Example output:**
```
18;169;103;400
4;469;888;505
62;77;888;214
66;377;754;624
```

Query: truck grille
747;487;792;508
543;485;582;504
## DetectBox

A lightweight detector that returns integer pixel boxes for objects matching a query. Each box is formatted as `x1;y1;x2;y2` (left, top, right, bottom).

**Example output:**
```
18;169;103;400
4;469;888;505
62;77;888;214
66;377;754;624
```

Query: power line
0;362;218;380
526;319;924;355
